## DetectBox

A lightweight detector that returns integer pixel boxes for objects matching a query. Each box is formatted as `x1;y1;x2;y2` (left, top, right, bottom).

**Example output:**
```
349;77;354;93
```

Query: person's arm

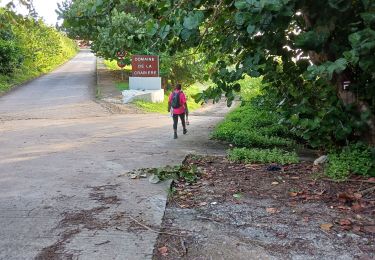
168;93;172;112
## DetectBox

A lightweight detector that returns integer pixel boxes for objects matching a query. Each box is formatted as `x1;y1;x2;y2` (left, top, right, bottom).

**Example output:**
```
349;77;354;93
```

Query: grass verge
228;147;299;164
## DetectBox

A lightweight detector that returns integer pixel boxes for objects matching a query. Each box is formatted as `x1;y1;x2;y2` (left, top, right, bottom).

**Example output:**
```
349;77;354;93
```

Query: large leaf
183;11;204;30
328;0;351;12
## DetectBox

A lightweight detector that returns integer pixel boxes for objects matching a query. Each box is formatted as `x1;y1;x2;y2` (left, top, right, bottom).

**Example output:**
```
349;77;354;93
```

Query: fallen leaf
271;182;279;185
339;219;352;226
353;193;362;200
320;223;333;231
179;204;189;208
289;192;298;197
338;192;354;202
341;225;351;231
363;226;375;234
290;176;300;180
158;246;168;256
266;208;279;214
351;203;363;212
353;225;361;232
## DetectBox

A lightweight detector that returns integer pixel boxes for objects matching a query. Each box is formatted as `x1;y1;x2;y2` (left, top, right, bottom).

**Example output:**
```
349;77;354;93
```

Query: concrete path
0;50;230;259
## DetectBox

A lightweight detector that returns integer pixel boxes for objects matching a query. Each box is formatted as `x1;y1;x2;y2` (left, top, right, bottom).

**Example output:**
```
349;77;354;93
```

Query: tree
58;0;207;86
60;0;375;147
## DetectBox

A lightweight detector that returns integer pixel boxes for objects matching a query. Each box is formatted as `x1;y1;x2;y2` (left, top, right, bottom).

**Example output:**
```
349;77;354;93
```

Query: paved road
0;50;230;259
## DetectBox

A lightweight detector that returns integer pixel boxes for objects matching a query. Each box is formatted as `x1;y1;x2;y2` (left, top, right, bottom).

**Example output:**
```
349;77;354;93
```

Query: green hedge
212;102;295;149
0;9;78;94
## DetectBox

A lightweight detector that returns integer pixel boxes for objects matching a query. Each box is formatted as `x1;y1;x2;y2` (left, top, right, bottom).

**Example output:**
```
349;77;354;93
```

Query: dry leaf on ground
320;223;333;231
363;226;375;234
266;208;279;214
158;246;168;256
339;219;352;226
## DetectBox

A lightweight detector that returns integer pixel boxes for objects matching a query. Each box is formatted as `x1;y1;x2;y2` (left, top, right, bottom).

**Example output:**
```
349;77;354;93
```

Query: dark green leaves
235;12;246;26
246;24;255;34
183;11;204;30
328;0;351;12
235;0;248;10
295;30;330;51
159;24;171;39
145;20;158;36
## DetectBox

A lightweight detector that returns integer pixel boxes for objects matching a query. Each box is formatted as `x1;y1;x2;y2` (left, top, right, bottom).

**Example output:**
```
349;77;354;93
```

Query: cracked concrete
0;50;230;259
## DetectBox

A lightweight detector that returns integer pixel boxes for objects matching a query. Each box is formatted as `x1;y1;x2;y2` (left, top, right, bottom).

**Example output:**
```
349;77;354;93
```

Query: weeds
325;143;374;180
148;164;201;184
213;103;295;149
228;147;299;164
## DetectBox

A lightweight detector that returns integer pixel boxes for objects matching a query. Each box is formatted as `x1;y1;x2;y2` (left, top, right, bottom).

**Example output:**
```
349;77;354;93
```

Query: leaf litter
153;155;375;259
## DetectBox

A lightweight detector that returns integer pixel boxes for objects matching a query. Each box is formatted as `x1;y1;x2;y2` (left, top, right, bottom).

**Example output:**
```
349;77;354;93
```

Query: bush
0;9;78;93
228;147;299;164
325;143;375;180
0;40;22;75
212;102;295;149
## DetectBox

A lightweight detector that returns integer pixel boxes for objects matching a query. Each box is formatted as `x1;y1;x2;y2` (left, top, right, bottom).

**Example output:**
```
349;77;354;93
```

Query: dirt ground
153;155;375;260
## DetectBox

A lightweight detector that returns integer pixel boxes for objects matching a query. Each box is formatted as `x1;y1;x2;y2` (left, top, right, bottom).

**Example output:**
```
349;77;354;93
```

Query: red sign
116;50;127;58
117;59;126;68
132;55;159;77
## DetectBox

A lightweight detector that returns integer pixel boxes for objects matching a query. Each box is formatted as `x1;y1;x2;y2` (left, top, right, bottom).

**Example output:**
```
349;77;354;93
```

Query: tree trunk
336;74;375;145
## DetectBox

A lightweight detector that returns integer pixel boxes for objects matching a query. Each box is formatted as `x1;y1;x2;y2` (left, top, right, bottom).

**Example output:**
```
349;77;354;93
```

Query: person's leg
173;114;179;139
179;114;187;134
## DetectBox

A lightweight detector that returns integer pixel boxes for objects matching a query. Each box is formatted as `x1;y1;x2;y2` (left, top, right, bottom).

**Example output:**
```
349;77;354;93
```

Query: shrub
325;143;375;180
0;8;78;93
228;147;299;164
0;40;22;75
212;102;294;148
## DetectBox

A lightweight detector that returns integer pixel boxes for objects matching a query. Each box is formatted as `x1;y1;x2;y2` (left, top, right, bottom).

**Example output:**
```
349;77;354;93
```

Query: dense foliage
213;79;295;149
58;0;208;86
61;0;375;147
0;7;78;93
326;143;375;180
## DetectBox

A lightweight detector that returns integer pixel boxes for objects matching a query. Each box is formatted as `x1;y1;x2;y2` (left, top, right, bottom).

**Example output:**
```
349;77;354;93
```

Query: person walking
168;84;188;139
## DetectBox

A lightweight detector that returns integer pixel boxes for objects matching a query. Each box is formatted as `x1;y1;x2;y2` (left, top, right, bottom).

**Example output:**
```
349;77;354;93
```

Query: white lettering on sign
132;55;159;77
133;71;158;76
134;57;156;62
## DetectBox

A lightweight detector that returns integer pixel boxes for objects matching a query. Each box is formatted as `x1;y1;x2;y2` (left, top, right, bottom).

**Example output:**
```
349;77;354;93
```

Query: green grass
325;143;375;180
228;147;299;164
212;103;295;149
133;84;202;113
115;82;129;91
212;76;300;163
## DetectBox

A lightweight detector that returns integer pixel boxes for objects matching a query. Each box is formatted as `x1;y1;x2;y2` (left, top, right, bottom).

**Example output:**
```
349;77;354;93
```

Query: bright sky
0;0;63;26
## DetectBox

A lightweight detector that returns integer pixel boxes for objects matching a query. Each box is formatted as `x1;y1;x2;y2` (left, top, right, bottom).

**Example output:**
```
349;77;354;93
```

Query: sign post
116;50;128;81
129;55;161;90
123;54;163;104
